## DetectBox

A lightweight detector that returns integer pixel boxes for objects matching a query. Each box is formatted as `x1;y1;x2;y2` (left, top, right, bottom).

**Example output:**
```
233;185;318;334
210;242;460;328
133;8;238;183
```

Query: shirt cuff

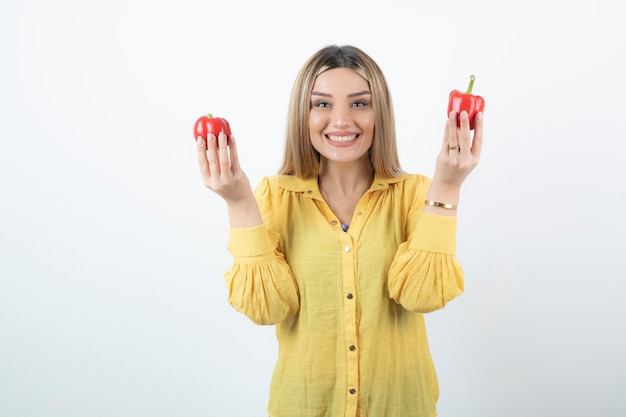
409;213;457;255
227;224;279;258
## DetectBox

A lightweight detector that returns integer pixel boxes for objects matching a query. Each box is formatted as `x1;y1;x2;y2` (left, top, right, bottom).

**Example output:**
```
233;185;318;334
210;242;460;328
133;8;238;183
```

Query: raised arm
196;132;263;227
424;110;483;216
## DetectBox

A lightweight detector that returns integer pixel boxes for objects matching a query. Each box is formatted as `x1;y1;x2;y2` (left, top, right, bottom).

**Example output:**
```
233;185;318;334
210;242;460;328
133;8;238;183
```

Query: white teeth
327;134;357;142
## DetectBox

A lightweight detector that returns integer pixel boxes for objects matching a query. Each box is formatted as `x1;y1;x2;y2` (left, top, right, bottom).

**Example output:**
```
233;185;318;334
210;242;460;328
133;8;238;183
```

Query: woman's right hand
197;132;262;227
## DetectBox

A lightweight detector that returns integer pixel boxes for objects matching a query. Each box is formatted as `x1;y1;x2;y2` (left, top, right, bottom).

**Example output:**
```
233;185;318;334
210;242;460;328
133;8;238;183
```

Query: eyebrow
311;90;371;98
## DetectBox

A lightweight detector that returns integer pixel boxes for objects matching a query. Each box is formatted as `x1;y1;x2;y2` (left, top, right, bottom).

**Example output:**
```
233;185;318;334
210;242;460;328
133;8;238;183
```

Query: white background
1;0;625;416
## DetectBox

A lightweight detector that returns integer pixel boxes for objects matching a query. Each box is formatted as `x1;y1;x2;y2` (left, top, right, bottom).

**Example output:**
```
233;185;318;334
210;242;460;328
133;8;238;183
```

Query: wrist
426;180;460;205
227;194;263;228
424;181;461;216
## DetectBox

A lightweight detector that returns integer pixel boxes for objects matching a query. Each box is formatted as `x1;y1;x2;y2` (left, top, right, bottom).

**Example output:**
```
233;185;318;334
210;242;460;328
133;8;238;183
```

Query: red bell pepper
447;75;485;130
193;113;232;145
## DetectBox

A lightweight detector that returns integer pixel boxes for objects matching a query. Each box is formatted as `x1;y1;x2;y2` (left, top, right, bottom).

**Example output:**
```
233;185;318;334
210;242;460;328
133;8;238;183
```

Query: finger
441;111;458;153
457;111;472;154
227;135;241;171
197;136;210;176
206;133;220;176
217;132;231;176
471;112;484;158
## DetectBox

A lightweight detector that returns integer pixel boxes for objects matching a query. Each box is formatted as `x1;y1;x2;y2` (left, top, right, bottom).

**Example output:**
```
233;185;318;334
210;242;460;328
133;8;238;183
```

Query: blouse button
346;293;353;299
344;246;350;253
306;190;313;194
349;388;357;395
349;345;356;351
357;211;363;216
330;220;338;226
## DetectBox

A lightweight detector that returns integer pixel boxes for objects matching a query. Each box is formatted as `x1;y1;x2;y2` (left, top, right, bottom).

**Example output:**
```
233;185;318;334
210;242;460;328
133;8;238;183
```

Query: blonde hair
278;45;403;178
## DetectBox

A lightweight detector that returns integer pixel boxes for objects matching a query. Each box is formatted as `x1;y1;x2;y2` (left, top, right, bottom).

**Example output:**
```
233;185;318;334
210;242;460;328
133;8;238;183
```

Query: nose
332;105;352;128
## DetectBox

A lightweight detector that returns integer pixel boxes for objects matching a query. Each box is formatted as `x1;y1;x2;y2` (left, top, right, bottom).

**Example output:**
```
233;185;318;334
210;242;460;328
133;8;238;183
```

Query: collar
275;173;407;200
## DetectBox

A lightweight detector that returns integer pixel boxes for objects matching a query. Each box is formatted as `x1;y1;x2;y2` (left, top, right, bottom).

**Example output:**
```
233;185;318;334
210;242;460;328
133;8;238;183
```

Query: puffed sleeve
387;212;464;313
223;178;300;325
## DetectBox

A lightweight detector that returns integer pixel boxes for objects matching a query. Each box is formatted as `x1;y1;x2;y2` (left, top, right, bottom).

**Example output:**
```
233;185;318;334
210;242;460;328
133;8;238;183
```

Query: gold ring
449;146;459;151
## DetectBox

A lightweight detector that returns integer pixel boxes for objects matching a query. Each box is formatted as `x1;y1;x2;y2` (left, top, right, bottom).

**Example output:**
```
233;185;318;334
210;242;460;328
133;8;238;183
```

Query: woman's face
309;67;375;165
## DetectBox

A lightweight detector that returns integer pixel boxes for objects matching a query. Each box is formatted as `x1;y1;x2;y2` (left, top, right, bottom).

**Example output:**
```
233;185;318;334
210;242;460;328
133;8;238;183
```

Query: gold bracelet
424;200;458;210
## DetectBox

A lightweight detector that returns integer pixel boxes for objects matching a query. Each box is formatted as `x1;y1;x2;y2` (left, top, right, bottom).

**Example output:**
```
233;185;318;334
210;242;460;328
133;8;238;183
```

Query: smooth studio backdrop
1;0;625;416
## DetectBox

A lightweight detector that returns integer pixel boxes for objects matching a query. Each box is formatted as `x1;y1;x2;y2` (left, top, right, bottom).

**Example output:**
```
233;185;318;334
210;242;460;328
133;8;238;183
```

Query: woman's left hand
432;110;483;188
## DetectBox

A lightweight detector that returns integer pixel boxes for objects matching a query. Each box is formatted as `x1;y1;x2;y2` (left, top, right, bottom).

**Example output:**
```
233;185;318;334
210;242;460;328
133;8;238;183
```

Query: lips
326;134;358;143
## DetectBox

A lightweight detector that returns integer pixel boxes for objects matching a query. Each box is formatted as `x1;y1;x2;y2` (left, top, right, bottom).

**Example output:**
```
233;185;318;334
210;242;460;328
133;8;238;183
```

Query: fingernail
461;111;468;120
207;134;214;143
197;137;204;146
476;112;483;120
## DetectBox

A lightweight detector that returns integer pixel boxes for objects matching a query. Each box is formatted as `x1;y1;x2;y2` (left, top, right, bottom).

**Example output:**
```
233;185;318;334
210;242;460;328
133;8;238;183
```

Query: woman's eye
352;101;369;108
313;101;330;108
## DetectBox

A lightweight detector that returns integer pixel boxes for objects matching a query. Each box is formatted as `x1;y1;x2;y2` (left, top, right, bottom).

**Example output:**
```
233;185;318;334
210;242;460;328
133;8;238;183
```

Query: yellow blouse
225;173;464;417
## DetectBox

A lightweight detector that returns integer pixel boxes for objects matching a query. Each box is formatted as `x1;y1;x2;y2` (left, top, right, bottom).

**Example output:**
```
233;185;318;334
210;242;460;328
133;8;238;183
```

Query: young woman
196;44;483;417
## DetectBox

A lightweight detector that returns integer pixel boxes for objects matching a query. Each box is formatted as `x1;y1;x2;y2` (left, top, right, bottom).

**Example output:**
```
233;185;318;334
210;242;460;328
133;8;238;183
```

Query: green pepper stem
465;75;476;94
206;113;213;118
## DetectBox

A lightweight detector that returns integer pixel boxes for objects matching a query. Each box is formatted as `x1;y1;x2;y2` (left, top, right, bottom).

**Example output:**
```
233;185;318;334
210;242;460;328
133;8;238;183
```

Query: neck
318;158;374;196
317;159;374;228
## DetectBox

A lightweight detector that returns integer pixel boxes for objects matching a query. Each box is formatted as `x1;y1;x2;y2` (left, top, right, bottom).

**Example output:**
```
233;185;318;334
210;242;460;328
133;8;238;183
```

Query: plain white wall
1;0;625;416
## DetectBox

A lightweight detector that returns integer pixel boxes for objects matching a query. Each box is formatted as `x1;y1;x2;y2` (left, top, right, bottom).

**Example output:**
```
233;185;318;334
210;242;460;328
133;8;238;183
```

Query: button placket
340;232;359;409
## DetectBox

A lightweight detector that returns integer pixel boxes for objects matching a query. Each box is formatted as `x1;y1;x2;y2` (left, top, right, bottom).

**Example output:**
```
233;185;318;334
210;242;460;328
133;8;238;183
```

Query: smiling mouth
327;134;358;143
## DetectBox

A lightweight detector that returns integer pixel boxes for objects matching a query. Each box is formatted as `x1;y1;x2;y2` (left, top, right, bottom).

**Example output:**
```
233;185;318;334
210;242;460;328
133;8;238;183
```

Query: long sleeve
387;202;464;314
225;224;300;325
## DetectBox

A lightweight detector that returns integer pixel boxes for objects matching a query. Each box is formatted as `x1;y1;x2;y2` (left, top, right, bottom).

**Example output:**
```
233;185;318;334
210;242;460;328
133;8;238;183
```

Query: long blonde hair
278;45;403;178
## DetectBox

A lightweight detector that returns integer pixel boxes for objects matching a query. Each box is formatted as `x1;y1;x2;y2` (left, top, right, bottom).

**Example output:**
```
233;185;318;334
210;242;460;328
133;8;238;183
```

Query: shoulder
253;175;319;217
376;172;432;191
254;175;319;198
